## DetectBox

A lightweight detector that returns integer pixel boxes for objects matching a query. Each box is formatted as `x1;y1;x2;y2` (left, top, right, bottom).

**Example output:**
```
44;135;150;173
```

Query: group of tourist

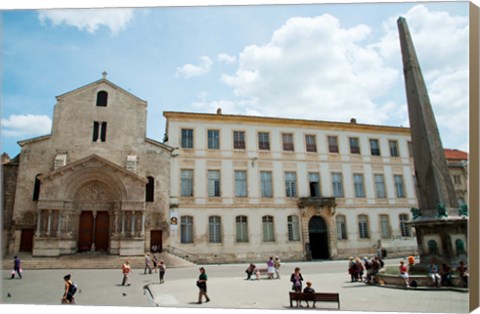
245;256;282;280
398;257;468;288
143;254;210;304
143;253;167;283
425;259;469;288
120;254;167;287
347;255;385;284
243;257;317;307
347;254;469;289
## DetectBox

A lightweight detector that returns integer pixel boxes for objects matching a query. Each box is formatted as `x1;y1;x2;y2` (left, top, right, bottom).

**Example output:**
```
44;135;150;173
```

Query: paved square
1;260;469;313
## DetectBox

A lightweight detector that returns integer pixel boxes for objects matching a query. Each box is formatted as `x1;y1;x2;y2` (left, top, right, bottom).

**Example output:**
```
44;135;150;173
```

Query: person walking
62;274;76;304
196;267;210;304
274;256;281;279
144;253;152;274
266;257;275;279
121;260;131;286
158;260;166;284
11;256;22;279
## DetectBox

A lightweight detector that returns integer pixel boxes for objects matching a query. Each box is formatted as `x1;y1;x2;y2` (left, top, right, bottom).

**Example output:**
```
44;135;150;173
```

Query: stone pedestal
408;215;468;266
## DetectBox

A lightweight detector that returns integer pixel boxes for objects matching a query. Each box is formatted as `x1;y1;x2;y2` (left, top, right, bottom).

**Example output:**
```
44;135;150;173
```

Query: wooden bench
256;268;271;278
289;292;340;309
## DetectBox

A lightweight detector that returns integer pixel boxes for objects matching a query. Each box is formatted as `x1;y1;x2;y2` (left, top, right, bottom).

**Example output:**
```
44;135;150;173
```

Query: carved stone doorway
78;211;110;252
75;180;114;253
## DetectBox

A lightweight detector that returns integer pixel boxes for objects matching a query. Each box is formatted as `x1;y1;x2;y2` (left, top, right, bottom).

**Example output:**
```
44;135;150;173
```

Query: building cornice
17;134;52;147
163;111;411;135
145;137;175;151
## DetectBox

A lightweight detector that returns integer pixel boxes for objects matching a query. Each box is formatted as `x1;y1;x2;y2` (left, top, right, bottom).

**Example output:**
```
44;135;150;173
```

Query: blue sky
1;1;469;158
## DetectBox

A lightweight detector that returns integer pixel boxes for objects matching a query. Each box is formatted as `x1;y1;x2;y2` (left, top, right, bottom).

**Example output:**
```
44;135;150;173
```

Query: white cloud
217;53;237;64
374;4;468;150
38;8;135;36
221;14;398;124
176;56;213;78
1;114;52;138
213;5;467;151
375;5;468;71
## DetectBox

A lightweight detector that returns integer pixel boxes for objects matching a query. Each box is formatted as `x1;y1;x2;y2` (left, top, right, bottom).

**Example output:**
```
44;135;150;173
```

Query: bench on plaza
289;292;340;309
256;268;271;278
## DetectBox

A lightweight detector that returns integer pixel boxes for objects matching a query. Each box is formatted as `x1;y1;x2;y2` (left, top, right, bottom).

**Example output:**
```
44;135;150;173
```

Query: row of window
180;169;407;199
181;128;411;157
336;213;411;240
179;213;411;244
179;215;300;244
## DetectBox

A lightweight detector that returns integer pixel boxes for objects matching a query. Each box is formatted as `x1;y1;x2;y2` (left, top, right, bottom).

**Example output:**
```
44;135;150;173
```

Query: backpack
68;282;78;296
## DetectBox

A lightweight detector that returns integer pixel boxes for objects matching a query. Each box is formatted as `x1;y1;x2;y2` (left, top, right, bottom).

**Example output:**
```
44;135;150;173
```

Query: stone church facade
4;75;173;256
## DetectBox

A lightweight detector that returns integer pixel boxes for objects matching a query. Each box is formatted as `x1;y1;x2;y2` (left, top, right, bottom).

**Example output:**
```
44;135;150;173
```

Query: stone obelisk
397;17;468;265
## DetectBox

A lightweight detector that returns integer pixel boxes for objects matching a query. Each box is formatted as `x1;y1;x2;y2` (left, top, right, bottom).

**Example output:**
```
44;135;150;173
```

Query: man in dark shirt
11;256;22;279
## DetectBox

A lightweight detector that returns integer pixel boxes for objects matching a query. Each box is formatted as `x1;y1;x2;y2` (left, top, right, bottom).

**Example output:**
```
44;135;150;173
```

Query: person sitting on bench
303;281;316;308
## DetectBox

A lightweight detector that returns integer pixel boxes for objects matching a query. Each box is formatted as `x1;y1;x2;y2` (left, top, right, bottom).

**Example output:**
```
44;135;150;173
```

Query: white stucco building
164;110;418;263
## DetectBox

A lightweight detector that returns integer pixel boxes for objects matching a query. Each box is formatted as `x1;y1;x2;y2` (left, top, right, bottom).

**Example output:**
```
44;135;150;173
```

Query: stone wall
2;159;18;257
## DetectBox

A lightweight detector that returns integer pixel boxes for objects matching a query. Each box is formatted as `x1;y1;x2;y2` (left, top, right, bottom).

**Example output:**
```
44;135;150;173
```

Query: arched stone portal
308;216;329;259
298;197;337;260
74;181;114;252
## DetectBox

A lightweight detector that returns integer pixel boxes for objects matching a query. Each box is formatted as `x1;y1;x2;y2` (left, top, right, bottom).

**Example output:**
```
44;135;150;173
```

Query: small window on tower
96;91;108;107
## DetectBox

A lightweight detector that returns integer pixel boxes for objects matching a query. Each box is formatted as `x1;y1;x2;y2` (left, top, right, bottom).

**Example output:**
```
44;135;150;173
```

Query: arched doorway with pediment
298;197;338;260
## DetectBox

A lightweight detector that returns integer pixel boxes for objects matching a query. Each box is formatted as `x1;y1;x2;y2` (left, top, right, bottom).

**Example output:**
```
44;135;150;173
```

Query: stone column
46;210;52;237
35;211;42;237
114;211;119;234
121;212;126;236
91;211;97;251
141;212;146;236
131;211;136;237
57;210;62;237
